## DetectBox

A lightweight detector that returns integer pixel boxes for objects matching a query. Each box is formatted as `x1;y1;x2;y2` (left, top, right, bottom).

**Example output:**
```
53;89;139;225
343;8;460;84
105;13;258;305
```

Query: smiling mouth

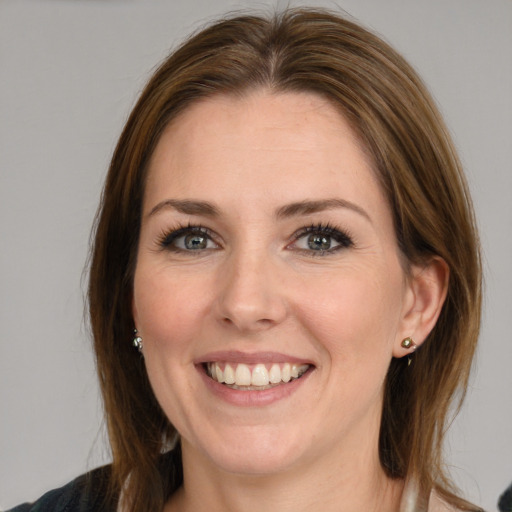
205;362;311;390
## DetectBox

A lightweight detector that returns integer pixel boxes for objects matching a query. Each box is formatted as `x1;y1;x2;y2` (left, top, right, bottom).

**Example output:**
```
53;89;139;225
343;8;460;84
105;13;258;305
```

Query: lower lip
197;365;312;407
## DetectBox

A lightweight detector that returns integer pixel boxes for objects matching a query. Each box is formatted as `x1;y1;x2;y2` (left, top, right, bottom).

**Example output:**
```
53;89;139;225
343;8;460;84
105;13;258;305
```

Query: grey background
1;0;511;510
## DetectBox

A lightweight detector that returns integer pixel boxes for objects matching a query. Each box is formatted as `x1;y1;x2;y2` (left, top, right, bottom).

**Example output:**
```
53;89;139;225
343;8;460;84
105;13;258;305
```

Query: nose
214;249;288;333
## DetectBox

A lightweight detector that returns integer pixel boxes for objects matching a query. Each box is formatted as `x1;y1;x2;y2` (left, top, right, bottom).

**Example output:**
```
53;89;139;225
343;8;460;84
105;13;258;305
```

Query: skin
132;90;448;512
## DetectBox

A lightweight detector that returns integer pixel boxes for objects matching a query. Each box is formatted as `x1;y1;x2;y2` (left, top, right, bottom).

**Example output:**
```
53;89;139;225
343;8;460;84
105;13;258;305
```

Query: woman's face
133;91;416;476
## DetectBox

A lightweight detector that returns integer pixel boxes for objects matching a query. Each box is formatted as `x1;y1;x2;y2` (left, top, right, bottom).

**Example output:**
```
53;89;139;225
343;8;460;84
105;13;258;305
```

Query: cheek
292;269;404;361
133;269;212;354
132;269;209;428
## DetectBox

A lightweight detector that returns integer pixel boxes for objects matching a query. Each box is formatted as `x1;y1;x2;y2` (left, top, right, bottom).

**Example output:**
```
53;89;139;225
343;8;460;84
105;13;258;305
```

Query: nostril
256;318;273;326
220;315;274;330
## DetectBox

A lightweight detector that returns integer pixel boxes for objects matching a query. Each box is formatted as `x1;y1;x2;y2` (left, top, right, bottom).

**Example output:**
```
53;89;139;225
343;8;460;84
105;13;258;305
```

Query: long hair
88;8;482;511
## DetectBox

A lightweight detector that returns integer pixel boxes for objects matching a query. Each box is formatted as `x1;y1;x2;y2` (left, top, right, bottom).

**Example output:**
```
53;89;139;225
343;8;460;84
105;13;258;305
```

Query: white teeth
235;363;252;386
207;362;309;388
282;363;291;383
251;364;269;386
269;363;281;384
224;363;235;384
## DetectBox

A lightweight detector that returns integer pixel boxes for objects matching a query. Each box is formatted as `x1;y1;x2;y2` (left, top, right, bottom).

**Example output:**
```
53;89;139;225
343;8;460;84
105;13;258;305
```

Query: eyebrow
276;199;371;222
148;199;220;218
147;197;371;222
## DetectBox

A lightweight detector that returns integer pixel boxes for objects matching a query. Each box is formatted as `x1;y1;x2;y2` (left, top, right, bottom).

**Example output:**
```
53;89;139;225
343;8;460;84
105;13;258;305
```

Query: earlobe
393;256;449;358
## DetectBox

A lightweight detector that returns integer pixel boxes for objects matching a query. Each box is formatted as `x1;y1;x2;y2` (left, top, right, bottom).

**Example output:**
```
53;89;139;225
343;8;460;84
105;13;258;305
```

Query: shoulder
498;482;512;512
5;465;115;512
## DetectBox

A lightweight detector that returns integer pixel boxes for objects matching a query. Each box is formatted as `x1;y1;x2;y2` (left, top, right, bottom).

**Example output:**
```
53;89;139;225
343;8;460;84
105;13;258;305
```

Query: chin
189;426;309;476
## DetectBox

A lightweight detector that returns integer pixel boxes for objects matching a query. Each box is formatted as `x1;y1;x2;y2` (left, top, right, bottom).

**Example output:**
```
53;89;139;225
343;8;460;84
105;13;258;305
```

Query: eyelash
156;222;354;256
289;223;354;256
157;223;219;253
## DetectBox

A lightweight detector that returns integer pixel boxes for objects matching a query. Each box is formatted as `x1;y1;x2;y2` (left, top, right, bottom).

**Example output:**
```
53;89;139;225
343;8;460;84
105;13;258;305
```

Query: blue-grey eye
292;225;353;254
307;233;333;251
183;233;208;250
160;226;218;252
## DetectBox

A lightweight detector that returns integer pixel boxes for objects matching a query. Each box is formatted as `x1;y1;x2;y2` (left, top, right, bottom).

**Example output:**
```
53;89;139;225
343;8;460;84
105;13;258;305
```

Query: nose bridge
215;241;286;331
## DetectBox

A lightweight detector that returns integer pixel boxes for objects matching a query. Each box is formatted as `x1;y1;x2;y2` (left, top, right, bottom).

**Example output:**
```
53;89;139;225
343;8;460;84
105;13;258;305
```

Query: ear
393;256;449;358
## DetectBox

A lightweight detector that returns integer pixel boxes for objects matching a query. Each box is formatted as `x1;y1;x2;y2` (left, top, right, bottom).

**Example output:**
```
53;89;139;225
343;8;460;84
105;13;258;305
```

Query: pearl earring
401;337;417;351
401;337;417;366
133;329;143;353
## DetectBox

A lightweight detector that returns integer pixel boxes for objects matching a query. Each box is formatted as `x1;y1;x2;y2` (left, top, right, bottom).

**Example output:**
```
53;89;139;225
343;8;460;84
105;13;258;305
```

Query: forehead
144;90;386;218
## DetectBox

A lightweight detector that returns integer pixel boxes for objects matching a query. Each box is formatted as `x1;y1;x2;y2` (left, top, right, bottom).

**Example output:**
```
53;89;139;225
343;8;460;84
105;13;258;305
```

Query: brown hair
88;8;482;511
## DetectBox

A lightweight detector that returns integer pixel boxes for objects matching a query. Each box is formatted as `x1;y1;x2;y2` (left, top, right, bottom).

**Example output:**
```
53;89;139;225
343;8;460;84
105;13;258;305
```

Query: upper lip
195;350;314;366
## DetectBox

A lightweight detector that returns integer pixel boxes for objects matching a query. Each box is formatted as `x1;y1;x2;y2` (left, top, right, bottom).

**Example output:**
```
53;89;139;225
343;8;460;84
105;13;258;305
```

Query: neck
165;438;404;512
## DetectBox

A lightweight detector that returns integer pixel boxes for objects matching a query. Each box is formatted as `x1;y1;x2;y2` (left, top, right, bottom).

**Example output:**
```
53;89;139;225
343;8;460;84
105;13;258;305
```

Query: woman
9;8;483;512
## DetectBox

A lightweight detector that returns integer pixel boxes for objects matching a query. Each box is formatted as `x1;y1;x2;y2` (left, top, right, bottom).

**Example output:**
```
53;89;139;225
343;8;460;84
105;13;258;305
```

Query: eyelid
157;223;221;252
288;223;354;255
